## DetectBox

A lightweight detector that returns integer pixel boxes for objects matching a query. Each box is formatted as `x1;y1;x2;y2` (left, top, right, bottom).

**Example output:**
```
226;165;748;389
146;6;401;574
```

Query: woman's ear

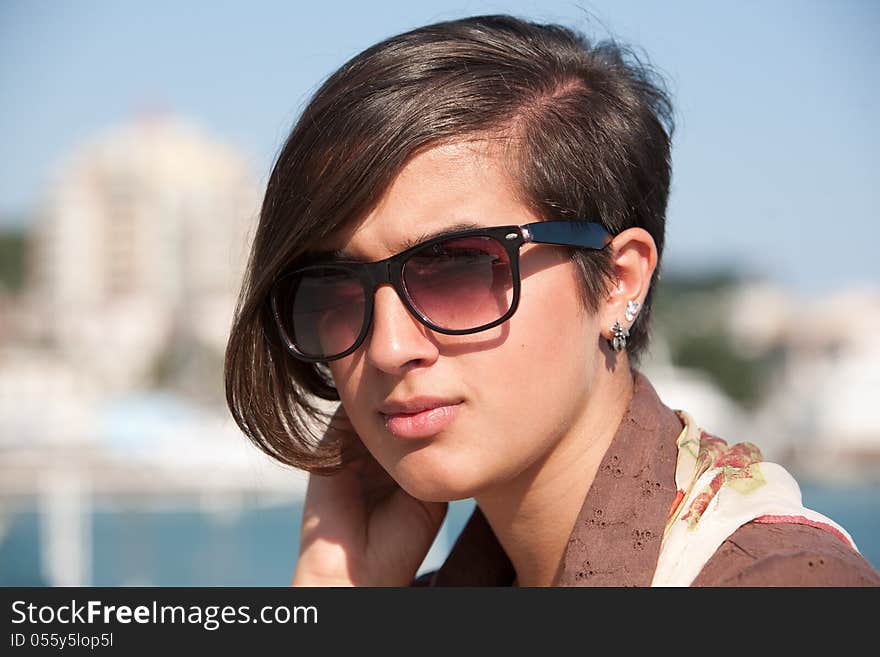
598;227;658;345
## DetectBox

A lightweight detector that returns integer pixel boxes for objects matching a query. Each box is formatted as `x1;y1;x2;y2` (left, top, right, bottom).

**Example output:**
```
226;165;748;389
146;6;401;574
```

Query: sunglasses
270;220;611;362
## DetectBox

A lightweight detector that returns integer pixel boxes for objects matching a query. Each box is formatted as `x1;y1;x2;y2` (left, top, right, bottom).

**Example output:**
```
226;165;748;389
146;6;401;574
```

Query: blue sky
1;0;878;294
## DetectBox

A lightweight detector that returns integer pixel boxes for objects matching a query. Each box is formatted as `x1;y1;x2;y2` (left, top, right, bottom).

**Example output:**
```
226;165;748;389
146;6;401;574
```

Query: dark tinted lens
273;266;366;358
402;235;513;330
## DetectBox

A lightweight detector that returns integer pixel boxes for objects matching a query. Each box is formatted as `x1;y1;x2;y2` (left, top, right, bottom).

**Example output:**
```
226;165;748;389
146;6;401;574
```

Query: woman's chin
392;459;482;503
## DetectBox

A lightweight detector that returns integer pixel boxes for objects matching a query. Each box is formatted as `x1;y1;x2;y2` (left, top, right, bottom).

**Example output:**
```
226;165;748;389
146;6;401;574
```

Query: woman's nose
364;284;439;372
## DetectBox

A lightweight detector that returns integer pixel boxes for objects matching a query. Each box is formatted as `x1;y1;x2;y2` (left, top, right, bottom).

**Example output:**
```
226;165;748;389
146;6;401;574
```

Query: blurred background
1;0;878;585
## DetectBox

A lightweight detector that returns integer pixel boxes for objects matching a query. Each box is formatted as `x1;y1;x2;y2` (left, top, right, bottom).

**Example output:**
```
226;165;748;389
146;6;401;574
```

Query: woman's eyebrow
311;221;486;262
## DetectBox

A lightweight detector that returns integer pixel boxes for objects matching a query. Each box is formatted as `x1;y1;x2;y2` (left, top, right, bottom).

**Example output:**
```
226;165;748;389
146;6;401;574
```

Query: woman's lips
382;402;462;439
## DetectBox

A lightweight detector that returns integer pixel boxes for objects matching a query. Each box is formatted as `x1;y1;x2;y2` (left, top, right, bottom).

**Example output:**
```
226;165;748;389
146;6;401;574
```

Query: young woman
224;14;880;587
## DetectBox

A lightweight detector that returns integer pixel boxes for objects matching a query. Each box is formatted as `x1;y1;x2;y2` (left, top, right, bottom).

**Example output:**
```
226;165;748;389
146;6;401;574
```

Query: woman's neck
475;365;636;587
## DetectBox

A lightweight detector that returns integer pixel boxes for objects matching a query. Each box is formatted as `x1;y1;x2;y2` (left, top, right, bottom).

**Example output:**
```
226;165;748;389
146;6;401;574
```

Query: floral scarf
651;409;859;586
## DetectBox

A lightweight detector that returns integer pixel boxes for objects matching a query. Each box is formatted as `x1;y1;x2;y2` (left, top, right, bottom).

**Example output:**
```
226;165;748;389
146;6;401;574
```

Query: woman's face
322;140;605;502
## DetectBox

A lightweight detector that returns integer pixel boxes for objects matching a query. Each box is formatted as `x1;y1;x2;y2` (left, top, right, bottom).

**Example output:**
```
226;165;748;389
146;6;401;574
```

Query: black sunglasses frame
270;220;611;363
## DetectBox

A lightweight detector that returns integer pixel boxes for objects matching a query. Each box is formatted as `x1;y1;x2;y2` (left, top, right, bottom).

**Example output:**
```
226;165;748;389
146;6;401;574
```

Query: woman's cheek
327;368;372;435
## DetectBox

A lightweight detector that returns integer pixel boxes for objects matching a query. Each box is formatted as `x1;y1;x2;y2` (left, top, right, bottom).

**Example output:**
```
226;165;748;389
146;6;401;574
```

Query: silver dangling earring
625;300;641;322
608;320;629;352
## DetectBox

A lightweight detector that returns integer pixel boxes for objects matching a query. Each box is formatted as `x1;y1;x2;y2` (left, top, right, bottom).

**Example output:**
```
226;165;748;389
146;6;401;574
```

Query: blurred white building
639;280;880;476
726;281;880;479
25;113;260;390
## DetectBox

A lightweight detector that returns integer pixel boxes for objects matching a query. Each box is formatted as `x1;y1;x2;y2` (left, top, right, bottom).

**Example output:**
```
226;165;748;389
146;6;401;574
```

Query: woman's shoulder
692;520;880;587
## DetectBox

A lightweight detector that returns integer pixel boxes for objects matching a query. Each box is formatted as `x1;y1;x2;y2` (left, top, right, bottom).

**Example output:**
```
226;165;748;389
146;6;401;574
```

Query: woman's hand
290;403;448;586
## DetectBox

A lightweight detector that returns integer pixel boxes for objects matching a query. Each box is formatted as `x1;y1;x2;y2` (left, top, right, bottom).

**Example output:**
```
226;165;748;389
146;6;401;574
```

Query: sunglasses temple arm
521;221;610;249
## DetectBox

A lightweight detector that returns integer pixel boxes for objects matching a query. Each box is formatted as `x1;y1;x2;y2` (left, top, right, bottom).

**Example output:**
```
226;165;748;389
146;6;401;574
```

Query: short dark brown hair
225;14;675;474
